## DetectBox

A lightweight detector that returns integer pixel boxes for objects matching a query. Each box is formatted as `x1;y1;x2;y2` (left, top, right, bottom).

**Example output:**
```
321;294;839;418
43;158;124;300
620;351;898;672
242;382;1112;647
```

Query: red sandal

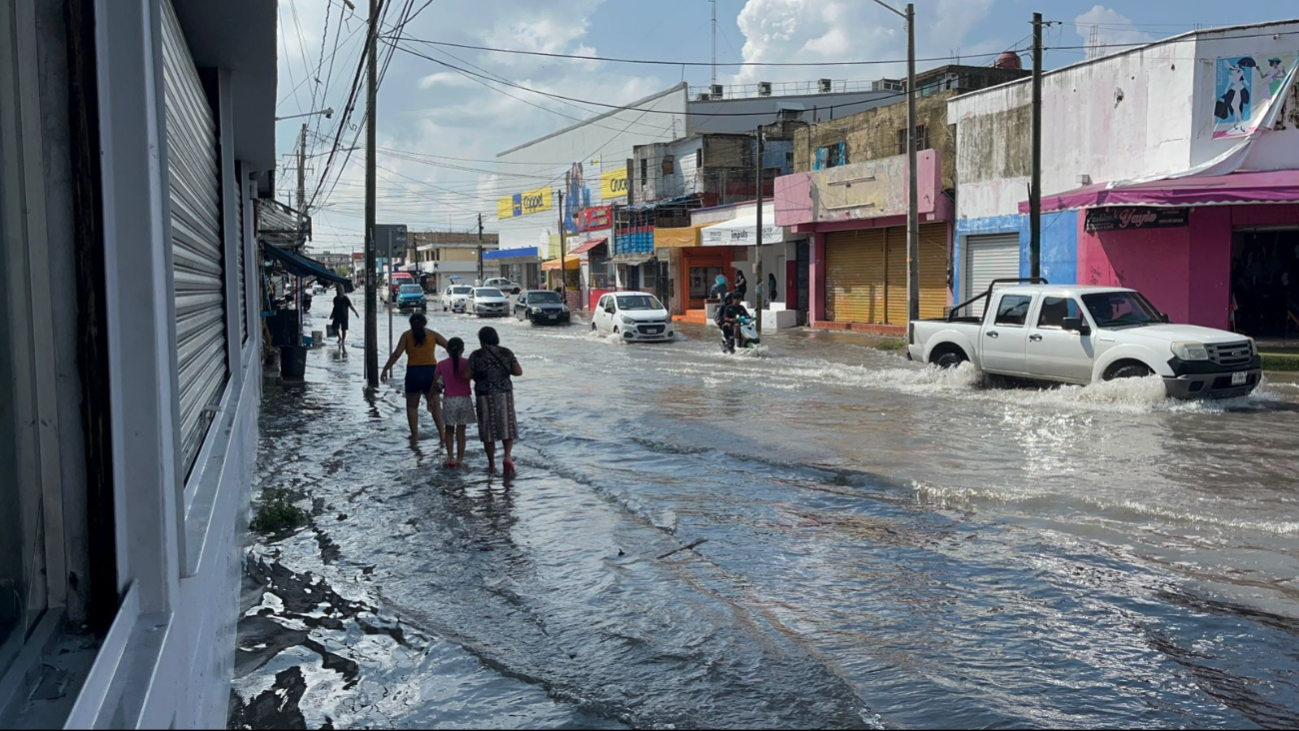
502;458;517;476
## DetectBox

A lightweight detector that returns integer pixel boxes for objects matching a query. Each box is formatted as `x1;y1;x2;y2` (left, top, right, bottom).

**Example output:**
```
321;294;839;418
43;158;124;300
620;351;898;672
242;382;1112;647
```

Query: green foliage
250;488;308;535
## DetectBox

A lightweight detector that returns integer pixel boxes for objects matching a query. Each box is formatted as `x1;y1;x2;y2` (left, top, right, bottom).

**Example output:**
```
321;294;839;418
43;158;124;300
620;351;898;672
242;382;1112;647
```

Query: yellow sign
600;168;629;200
496;186;553;219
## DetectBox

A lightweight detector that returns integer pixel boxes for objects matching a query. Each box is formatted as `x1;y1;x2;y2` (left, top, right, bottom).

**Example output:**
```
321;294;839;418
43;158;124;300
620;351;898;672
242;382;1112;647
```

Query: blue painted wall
952;211;1078;303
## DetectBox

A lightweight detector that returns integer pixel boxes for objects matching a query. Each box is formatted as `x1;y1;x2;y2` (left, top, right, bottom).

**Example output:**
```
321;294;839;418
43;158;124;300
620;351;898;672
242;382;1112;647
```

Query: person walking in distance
380;313;448;441
330;285;359;348
436;337;475;468
468;326;522;475
733;269;748;302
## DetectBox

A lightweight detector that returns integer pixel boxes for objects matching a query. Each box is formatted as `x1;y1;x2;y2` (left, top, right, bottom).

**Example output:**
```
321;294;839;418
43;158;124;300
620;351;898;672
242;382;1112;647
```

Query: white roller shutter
964;233;1020;317
162;0;228;478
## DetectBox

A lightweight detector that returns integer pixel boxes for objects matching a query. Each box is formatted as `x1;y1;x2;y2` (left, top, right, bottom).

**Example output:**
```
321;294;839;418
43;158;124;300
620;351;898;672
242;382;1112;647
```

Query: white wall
495;84;688;250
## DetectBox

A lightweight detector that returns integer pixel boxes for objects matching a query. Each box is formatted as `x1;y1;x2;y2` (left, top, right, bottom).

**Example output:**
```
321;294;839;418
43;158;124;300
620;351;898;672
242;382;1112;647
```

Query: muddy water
230;303;1299;729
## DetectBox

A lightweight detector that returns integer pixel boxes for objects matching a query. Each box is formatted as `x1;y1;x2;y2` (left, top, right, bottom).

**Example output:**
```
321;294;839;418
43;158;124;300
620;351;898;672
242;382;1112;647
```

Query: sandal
444;459;457;469
502;458;517;476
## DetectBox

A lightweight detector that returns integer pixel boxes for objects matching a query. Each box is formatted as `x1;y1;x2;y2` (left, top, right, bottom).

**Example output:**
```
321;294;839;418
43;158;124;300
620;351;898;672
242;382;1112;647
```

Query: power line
391;35;1012;67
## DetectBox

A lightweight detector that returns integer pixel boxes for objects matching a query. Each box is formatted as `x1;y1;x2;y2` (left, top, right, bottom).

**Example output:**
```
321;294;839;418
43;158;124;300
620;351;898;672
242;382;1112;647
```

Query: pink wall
809;233;826;324
1078;204;1299;330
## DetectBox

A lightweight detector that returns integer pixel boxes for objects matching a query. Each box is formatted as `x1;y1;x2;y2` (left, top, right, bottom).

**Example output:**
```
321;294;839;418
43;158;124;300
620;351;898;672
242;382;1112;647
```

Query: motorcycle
720;314;761;353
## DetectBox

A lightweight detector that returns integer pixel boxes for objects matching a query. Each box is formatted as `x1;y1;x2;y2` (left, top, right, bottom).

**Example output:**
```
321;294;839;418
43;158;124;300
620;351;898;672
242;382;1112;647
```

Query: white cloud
1073;5;1156;55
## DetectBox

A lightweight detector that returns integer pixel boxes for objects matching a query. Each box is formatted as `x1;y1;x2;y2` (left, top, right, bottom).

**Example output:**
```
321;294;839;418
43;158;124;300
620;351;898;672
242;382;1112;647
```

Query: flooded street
231;302;1299;730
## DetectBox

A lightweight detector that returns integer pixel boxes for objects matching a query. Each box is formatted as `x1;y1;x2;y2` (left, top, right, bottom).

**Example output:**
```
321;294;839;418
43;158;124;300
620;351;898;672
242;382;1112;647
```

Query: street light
275;107;335;122
868;0;919;323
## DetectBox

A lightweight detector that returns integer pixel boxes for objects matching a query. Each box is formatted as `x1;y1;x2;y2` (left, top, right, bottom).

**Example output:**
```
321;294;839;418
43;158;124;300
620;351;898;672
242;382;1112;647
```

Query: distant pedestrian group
381;315;521;475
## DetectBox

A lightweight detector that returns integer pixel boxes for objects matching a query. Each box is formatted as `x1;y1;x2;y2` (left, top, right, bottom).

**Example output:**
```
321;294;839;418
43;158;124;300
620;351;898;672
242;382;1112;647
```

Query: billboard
578;206;612;232
497;186;554;219
601;168;629;200
1212;52;1297;138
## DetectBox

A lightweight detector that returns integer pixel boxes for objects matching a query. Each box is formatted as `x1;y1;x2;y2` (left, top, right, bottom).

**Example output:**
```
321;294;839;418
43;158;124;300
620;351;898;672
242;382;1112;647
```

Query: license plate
1232;371;1247;386
645;327;662;334
546;314;557;319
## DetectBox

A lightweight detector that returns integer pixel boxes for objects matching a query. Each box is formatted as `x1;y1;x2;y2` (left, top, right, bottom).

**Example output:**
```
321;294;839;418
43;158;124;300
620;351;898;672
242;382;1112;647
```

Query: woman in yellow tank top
381;313;448;439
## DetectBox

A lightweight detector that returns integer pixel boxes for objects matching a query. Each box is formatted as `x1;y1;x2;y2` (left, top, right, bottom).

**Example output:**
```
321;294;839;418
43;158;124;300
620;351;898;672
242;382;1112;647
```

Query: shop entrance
1232;229;1299;338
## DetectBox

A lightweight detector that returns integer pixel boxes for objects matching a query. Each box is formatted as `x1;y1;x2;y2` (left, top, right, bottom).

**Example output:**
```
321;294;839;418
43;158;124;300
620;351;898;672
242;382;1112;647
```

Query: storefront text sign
578;206;612;232
1085;207;1188;232
701;223;784;245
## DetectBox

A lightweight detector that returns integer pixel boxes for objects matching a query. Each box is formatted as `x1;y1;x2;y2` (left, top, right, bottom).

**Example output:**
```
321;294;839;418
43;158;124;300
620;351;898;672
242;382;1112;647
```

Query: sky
273;0;1299;253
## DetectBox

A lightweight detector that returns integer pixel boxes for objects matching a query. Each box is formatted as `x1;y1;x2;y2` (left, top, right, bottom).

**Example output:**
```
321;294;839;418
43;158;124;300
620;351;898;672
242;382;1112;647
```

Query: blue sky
275;0;1299;251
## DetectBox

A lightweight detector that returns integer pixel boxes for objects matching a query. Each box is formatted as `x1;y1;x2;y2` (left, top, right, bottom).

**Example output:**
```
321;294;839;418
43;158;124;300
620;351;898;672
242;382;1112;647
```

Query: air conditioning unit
758;81;772;97
696;92;712;101
818;78;833;93
777;108;801;122
710;84;724;100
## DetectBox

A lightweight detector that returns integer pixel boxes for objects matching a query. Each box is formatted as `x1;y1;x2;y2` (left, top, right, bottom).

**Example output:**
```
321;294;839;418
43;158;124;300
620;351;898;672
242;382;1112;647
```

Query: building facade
407;230;501;290
0;0;275;727
949;23;1299;335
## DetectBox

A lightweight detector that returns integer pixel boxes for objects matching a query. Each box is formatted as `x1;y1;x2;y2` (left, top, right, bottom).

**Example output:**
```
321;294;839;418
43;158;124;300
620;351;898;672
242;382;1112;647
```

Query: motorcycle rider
716;293;751;352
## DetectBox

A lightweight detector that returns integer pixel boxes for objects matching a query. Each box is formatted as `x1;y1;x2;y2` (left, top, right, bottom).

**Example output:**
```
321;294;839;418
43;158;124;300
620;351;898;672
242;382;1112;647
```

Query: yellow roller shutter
919;223;949;320
825;230;885;323
883;224;950;323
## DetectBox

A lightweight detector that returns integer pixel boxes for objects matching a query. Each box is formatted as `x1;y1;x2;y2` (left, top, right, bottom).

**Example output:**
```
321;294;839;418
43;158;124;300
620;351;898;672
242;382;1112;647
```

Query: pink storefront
1024;170;1299;338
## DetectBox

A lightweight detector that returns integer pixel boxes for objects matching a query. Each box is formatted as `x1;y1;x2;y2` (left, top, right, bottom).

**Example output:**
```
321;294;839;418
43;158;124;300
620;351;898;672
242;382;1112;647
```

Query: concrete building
408;230;501;291
0;0;276;727
773;65;1028;331
949;21;1299;336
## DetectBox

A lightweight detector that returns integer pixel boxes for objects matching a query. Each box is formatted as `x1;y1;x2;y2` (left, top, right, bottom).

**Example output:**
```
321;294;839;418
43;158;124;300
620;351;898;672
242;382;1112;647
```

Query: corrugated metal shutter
237;170;246;343
825;229;885;323
884;224;949;323
964;233;1020;317
162;0;228;479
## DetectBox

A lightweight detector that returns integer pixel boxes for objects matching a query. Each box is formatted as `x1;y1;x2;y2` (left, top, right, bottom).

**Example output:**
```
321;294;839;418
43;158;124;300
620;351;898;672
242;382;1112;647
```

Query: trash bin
269;310;302;347
279;345;308;380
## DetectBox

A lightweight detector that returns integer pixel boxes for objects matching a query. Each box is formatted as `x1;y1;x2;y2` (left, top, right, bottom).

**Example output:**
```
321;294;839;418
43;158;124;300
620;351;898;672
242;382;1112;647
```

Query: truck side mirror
1063;316;1091;336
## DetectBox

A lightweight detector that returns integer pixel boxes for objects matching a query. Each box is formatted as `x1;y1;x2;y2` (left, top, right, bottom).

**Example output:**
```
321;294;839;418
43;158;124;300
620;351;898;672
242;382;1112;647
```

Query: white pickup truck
907;281;1262;399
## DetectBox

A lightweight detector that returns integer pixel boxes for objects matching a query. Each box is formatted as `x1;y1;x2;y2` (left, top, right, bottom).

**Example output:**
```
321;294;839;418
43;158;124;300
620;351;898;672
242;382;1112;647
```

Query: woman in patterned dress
468;326;522;475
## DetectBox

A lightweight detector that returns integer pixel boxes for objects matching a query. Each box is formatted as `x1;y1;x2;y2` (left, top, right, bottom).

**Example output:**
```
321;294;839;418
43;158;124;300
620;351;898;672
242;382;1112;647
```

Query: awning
653;225;705;249
612;254;655;267
700;212;789;246
568;237;608;256
541;257;581;272
263;243;350;285
1022;170;1299;213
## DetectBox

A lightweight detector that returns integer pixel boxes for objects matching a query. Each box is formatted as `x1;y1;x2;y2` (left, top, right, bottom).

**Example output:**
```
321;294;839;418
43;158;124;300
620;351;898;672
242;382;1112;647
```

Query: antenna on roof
1087;24;1100;60
710;0;718;89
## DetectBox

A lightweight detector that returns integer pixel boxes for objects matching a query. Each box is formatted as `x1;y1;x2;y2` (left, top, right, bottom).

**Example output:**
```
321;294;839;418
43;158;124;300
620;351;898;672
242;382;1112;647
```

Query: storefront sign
701;223;784;245
1085;207;1188;232
601;168;629;200
578;206;612;232
497;186;553;219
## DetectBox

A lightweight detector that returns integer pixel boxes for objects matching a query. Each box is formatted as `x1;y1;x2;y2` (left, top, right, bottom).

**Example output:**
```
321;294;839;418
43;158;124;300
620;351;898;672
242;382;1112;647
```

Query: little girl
435;337;475;468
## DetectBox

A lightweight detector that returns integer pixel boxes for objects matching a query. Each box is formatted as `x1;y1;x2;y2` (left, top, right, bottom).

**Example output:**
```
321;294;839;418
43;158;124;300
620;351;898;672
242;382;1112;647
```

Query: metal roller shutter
825;229;885;323
964;233;1020;317
883;224;949;324
162;0;228;479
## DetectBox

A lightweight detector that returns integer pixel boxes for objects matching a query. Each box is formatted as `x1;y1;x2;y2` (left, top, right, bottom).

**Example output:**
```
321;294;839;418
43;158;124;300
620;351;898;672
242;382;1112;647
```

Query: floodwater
230;301;1299;730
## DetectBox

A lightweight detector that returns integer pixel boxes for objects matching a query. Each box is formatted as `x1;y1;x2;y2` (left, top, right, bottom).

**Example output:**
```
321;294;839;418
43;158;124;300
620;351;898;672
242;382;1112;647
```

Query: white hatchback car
441;284;473;313
469;287;510;317
592;292;674;342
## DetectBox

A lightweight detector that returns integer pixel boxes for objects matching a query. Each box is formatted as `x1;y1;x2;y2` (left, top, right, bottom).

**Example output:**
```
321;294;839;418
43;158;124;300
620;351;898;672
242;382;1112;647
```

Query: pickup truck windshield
1082;291;1163;328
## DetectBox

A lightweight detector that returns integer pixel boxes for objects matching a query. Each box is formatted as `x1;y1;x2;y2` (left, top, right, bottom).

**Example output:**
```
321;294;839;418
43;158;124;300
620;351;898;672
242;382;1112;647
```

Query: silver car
470;287;509;317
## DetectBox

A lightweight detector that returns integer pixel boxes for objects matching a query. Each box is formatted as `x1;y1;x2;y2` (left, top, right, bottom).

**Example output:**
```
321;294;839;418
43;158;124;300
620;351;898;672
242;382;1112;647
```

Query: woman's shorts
442;395;477;426
405;365;437;395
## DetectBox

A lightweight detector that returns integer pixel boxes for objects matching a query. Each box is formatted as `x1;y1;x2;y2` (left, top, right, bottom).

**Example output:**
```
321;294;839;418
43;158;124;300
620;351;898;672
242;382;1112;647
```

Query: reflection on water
232;304;1299;730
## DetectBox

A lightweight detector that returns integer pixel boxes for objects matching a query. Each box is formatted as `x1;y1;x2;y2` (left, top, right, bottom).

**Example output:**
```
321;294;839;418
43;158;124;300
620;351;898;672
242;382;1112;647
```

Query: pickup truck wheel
1107;363;1153;380
933;349;968;369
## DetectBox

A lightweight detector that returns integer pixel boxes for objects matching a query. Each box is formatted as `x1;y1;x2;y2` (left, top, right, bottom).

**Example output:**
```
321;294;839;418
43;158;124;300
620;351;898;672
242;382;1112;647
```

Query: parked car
395;283;427;312
592;291;674;342
441;284;473;313
907;280;1262;399
515;289;571;325
484;277;522;295
469;287;509;317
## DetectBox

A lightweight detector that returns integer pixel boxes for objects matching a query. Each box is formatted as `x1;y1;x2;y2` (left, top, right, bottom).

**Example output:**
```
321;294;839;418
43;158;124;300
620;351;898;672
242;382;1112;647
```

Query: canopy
568;237;607;256
653;225;704;249
1021;170;1299;213
263;243;350;285
700;213;788;246
541;257;581;271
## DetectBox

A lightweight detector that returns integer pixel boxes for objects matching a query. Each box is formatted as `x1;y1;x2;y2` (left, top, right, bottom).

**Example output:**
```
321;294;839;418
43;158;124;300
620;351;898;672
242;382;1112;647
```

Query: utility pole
363;0;379;387
710;0;717;89
387;230;393;354
905;2;920;323
1030;12;1043;279
297;123;307;225
754;125;764;337
477;213;484;283
557;181;567;302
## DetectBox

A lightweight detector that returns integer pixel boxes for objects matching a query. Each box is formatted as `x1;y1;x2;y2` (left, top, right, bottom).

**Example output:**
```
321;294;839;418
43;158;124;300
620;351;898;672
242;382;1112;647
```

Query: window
1082;291;1164;328
695;149;702;169
897;124;930;154
1036;297;1082;329
639;158;648;187
994;294;1033;326
814;141;847;170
